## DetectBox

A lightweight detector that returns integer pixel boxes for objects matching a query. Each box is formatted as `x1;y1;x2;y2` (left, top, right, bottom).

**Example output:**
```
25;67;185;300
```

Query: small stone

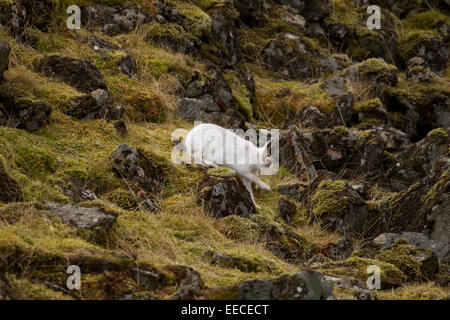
114;120;127;136
119;55;137;79
45;202;116;230
90;89;109;105
322;77;347;98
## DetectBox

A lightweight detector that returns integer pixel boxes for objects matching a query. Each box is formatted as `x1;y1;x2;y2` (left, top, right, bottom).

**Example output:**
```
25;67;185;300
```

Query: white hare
183;123;272;209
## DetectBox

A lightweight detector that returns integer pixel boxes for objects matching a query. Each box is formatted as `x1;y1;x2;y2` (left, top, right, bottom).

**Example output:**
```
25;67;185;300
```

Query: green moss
318;256;407;288
207;167;237;178
427;128;449;140
422;170;450;207
104;188;141;211
9;276;73;300
253;77;334;125
397;30;441;62
377;282;449;300
14;145;58;179
124;90;166;123
172;1;212;38
355;58;398;76
223;69;253;119
374;244;422;280
140;21;198;52
311;180;347;217
204;250;281;273
355;98;383;113
217;216;259;243
347;26;382;61
403;10;450;31
191;0;222;11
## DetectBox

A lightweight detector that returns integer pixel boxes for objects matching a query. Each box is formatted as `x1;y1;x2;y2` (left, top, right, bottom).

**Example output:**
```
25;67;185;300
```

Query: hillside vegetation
0;0;449;300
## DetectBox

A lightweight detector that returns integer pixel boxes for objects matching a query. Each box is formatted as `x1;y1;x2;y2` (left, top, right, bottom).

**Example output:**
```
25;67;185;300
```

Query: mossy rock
318;256;407;289
207;167;236;178
141;22;199;53
223;69;253;120
311;180;347;217
249;214;317;263
374;241;438;281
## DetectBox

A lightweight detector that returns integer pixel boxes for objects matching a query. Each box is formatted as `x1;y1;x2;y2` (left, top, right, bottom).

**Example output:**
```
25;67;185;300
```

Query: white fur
183;123;272;209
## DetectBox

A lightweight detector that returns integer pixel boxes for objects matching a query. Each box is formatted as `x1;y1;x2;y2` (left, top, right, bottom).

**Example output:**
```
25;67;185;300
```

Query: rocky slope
0;0;449;300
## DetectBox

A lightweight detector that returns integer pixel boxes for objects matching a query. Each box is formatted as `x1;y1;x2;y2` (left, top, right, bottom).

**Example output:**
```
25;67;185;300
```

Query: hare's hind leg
242;177;260;209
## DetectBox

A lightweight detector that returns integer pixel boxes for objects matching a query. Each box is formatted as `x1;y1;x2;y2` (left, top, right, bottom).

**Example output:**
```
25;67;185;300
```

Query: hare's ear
261;140;272;156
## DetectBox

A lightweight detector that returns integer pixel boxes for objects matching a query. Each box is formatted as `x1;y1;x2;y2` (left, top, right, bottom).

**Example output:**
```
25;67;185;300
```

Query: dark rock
33;55;107;94
278;196;297;223
405;57;436;82
317;58;343;76
0;41;11;81
0;100;52;133
132;267;166;291
384;84;450;141
278;183;304;201
302;0;331;22
263;33;319;80
176;96;246;129
208;71;235;106
331;94;354;126
233;0;267;26
168;266;205;300
45;202;116;230
119;55;137;79
197;168;256;218
66;94;106;120
58;178;98;203
107;106;125;121
114;120;127;136
154;1;185;24
0;160;23;203
185;80;207;98
111;143;164;193
81;36;120;52
209;3;241;65
328;23;349;42
205;271;334;300
281;124;409;180
0;0;53;36
379;152;450;263
398;32;449;73
310;179;370;236
329;236;354;260
279;126;317;182
299;106;330;129
387;129;449;191
82;5;149;36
